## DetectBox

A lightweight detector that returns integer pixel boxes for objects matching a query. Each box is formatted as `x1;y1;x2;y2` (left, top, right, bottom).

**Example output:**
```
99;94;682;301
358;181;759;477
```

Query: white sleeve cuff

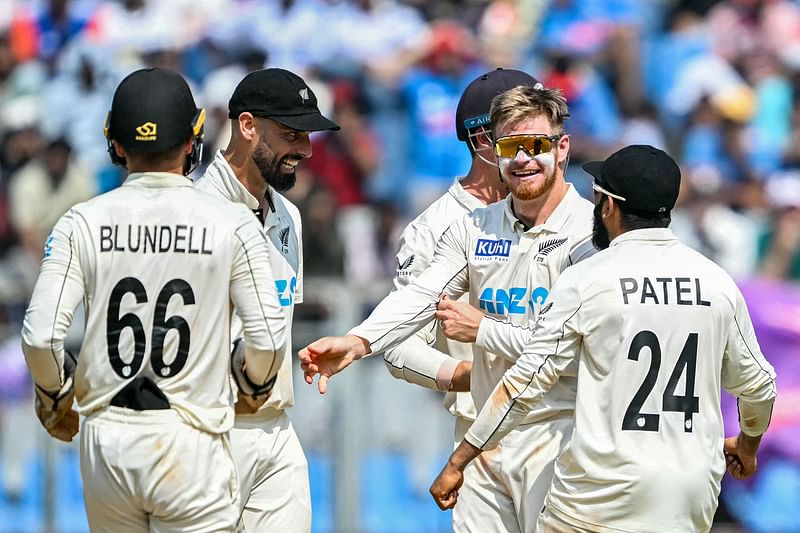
435;357;461;392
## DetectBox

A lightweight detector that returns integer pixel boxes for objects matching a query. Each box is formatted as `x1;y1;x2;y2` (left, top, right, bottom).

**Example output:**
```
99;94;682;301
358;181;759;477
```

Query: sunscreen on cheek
534;152;555;174
499;157;514;174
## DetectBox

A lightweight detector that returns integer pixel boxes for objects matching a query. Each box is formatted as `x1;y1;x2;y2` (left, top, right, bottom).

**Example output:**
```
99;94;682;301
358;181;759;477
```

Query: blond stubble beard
510;168;556;201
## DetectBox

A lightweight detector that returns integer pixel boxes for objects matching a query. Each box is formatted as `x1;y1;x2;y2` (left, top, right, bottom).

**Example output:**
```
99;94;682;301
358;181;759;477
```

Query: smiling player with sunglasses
300;84;597;532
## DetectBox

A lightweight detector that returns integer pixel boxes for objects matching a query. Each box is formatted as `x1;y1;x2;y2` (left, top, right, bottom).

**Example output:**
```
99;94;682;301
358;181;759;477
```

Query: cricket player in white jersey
301;85;596;532
21;67;288;532
384;67;543;528
194;68;339;533
432;145;778;533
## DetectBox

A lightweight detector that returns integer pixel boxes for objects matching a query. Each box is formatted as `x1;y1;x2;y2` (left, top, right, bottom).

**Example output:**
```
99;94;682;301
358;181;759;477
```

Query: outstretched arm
299;334;371;393
300;218;472;393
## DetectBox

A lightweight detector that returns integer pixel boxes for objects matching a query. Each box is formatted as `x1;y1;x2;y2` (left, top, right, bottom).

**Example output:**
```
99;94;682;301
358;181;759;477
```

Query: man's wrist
349;335;372;359
448;439;481;471
738;432;762;454
450;361;471;392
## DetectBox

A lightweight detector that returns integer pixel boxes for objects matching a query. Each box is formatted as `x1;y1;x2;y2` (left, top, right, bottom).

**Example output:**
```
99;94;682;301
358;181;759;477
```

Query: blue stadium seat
308;452;333;533
55;450;88;533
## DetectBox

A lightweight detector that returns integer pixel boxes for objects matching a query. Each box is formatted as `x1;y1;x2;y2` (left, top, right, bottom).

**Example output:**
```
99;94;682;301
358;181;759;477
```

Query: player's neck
460;160;508;205
224;146;269;202
511;178;569;229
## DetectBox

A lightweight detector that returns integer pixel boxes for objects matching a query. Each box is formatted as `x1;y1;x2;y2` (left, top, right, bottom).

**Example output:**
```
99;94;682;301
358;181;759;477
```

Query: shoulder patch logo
397;255;415;273
279;226;291;254
135;122;157;141
535;237;567;263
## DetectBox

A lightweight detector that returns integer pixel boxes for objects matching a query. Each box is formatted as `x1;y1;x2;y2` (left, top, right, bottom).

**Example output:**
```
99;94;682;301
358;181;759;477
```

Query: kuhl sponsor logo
475;238;512;258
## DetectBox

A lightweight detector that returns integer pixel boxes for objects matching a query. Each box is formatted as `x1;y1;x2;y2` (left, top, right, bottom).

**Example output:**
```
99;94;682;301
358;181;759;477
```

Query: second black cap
583;145;682;215
455;68;543;142
228;68;340;132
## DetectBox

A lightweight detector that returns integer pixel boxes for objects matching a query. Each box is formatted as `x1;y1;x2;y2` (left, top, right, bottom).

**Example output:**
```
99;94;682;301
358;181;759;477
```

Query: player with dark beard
592;199;611;250
194;68;339;533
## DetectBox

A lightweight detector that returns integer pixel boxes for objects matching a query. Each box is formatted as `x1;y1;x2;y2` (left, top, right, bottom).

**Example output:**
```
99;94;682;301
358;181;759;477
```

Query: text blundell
99;225;213;255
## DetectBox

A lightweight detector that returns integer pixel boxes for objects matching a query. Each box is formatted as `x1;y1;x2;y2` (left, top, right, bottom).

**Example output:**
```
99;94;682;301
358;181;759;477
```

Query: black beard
592;199;611;250
252;143;297;193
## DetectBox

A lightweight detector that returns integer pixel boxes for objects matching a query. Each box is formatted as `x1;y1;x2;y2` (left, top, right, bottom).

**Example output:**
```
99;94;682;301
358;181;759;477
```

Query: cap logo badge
299;88;309;103
135;122;157;141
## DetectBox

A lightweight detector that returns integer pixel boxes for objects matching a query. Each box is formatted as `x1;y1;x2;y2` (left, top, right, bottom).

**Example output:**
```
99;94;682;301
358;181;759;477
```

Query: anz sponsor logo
43;234;54;259
275;276;297;307
478;286;549;316
474;238;512;258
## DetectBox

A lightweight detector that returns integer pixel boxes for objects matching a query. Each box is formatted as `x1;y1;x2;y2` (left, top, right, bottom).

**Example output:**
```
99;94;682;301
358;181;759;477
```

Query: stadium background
0;0;798;531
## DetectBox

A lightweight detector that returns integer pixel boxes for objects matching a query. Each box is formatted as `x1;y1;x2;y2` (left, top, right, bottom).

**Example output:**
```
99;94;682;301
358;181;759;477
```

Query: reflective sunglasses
494;134;561;159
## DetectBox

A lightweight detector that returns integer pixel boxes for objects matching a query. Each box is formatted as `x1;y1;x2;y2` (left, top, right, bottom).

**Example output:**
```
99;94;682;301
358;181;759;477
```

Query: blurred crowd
1;0;800;529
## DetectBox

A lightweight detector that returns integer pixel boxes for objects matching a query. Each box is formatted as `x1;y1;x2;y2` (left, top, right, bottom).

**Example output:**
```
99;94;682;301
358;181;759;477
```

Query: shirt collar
449;177;487;212
610;228;678;247
123;172;193;188
503;183;581;234
199;150;261;210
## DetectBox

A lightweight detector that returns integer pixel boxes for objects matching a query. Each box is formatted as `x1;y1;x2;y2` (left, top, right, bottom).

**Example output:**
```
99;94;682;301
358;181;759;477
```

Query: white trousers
80;406;239;533
453;415;573;533
230;409;311;533
536;506;594;533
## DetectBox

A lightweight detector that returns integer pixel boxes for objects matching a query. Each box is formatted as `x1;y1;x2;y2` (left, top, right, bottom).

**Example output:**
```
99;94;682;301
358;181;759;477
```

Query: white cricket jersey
384;177;485;420
350;184;594;425
468;228;777;533
195;150;303;412
21;172;287;435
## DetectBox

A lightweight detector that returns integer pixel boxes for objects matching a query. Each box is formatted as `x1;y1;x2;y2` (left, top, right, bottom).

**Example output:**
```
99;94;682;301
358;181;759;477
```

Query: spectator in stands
9;137;93;267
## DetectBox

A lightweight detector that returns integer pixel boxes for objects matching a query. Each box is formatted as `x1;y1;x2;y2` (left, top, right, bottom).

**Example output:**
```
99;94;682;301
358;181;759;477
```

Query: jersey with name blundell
350;185;594;423
467;228;777;532
21;172;287;435
195;150;303;411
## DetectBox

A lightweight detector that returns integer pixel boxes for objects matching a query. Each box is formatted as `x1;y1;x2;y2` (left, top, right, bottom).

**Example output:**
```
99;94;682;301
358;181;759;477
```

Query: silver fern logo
397;255;415;274
279;226;290;254
535;237;567;262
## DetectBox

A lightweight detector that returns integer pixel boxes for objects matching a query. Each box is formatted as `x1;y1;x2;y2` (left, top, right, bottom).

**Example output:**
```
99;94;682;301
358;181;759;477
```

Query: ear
237;112;258;141
556;134;570;166
184;136;194;155
113;140;126;159
474;127;493;148
604;195;617;216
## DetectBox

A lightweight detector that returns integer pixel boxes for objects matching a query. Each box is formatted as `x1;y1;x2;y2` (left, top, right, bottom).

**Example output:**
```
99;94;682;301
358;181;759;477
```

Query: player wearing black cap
21;67;288;532
433;145;777;532
194;67;339;533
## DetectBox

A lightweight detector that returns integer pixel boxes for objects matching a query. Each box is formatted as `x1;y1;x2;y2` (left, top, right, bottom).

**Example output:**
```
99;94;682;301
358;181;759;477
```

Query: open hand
435;295;484;343
298;335;370;394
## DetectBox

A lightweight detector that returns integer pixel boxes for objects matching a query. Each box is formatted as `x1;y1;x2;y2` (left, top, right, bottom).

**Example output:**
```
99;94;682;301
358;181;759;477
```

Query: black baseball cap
228;68;340;132
106;67;201;153
582;145;681;215
455;68;543;142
